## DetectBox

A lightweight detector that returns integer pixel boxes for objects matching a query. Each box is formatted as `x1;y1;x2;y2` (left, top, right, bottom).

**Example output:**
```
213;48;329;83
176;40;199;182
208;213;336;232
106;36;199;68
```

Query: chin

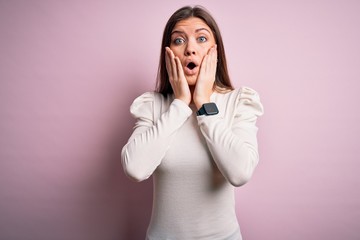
186;76;197;86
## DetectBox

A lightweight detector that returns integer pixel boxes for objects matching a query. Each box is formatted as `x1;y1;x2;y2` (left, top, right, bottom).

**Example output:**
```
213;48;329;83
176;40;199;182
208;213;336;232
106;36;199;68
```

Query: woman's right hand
165;47;191;105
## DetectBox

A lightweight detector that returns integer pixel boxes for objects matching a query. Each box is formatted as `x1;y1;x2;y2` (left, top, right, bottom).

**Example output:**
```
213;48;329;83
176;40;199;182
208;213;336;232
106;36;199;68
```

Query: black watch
196;103;219;116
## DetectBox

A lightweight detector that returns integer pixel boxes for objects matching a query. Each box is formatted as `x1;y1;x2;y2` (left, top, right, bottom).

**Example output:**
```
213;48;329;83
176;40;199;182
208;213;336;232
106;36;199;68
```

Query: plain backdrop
1;0;360;239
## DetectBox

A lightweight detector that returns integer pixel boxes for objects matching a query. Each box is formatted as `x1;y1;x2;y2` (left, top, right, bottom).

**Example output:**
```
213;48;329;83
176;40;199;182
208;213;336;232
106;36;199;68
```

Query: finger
167;48;178;81
210;46;218;70
204;46;216;72
200;47;216;80
202;53;211;74
175;56;185;80
166;47;178;82
165;47;173;77
206;46;217;71
210;47;217;80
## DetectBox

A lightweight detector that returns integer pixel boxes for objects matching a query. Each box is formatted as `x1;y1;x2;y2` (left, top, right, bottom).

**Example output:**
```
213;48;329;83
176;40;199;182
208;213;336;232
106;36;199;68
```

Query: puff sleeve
121;92;192;182
197;87;264;186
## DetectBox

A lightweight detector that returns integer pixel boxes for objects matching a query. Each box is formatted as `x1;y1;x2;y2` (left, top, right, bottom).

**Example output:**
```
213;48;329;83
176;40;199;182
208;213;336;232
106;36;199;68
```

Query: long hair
156;6;234;96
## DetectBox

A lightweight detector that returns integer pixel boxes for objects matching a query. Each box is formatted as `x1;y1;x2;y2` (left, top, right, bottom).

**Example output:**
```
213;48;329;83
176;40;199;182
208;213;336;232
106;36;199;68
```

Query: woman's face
169;17;216;86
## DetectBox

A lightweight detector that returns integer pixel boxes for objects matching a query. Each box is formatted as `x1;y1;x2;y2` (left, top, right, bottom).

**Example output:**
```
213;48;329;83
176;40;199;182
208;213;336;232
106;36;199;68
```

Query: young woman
121;5;264;240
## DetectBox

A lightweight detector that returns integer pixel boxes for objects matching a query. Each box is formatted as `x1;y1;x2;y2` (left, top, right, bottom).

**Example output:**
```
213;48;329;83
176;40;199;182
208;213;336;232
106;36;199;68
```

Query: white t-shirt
121;87;264;240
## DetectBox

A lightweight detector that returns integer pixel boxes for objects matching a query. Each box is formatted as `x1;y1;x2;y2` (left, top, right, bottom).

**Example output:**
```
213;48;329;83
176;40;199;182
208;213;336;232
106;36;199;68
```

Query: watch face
204;103;219;115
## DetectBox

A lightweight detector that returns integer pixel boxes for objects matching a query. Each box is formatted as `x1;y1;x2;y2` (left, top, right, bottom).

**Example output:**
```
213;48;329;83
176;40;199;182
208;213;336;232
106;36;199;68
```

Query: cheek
200;43;214;55
202;47;210;55
199;46;211;59
169;46;182;56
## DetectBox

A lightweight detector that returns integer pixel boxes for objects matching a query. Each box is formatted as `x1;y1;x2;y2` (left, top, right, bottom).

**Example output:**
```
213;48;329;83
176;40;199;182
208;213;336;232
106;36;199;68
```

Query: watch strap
196;105;207;116
196;102;219;116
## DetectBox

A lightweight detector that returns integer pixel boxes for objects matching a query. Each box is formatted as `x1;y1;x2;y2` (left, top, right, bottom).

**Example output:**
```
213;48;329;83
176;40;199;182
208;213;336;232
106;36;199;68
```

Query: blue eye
198;36;207;42
174;38;185;45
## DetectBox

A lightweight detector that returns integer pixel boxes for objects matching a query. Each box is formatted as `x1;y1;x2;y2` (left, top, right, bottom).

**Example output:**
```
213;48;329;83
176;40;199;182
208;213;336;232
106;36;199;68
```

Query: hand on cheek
193;45;217;110
165;47;191;105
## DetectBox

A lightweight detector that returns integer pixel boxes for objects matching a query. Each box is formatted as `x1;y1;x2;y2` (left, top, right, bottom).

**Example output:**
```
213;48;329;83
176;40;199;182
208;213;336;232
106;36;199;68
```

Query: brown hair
156;5;234;96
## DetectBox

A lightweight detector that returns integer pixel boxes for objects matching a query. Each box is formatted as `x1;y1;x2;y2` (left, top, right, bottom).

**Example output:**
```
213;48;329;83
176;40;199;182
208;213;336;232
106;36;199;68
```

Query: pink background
1;0;359;239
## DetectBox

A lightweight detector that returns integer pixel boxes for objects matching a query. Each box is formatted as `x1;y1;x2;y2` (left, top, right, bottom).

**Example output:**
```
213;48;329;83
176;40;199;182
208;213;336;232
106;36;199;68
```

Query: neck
189;86;195;104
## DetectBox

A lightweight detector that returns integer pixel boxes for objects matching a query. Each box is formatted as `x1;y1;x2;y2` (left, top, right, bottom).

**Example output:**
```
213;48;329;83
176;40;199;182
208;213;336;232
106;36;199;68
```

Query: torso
146;90;242;239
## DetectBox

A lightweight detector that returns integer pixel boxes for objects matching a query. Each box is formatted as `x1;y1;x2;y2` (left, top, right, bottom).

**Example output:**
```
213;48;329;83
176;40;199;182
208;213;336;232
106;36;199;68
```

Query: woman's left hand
193;45;217;110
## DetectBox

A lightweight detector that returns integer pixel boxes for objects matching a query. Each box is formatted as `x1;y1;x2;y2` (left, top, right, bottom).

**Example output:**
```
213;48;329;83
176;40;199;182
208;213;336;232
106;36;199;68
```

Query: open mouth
186;62;197;70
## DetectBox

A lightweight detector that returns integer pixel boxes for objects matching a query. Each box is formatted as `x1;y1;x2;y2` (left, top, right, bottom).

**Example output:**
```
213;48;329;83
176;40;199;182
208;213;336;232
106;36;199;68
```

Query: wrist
194;98;210;110
174;93;191;105
193;88;214;109
196;102;219;116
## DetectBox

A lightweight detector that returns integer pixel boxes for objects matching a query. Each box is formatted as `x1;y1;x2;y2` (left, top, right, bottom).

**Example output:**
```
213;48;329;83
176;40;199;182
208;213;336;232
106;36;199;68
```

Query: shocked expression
170;17;216;86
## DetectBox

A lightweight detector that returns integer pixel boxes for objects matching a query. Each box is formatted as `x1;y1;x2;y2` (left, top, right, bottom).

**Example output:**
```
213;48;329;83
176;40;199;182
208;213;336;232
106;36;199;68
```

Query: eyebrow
171;27;211;36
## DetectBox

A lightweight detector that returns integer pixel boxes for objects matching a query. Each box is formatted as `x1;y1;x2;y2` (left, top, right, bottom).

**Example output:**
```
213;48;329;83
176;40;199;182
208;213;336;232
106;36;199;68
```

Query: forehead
172;17;211;33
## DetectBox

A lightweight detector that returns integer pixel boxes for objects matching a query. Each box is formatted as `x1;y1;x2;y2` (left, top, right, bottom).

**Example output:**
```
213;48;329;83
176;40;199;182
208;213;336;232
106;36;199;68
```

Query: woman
121;5;264;240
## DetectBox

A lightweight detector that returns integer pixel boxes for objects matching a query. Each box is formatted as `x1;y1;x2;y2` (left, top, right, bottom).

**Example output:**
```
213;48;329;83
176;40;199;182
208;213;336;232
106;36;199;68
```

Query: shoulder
130;92;171;120
131;91;162;105
130;92;161;118
237;87;262;105
235;86;264;118
215;86;264;117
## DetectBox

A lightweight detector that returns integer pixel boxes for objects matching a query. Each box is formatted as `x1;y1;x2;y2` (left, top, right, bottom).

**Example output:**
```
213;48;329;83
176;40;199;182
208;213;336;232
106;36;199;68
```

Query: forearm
122;99;192;181
198;116;259;186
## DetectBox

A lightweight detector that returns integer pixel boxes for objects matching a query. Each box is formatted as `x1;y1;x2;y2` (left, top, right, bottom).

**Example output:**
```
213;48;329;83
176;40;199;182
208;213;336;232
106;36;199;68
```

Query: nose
184;40;196;56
